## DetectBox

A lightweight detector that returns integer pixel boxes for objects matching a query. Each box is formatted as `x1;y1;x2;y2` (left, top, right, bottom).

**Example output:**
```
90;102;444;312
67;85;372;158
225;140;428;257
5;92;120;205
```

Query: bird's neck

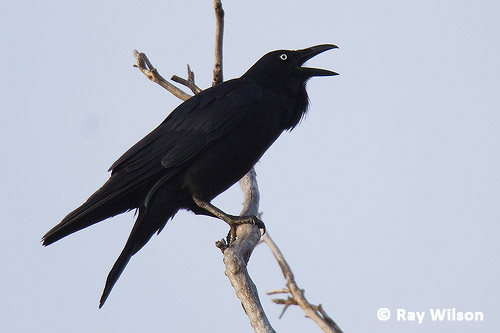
242;73;309;131
281;81;309;131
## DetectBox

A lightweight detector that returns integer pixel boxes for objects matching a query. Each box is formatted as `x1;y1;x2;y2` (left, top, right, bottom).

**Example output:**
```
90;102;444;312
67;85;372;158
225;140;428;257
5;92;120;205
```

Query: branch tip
133;50;193;101
212;0;224;85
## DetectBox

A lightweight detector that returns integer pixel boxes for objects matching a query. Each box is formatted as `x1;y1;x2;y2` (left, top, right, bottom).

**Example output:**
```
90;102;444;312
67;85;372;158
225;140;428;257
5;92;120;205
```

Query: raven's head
243;44;338;84
242;44;338;131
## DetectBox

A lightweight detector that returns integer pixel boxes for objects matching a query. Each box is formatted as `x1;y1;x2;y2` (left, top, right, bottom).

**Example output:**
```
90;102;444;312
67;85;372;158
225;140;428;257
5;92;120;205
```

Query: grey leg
193;197;265;244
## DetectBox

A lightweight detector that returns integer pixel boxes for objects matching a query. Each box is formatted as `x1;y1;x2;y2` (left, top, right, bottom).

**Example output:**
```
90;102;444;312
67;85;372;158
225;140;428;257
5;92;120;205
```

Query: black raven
42;44;338;307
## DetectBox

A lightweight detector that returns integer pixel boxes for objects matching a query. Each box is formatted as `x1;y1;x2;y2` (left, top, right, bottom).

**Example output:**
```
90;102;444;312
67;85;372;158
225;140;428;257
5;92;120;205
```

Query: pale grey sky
1;0;499;332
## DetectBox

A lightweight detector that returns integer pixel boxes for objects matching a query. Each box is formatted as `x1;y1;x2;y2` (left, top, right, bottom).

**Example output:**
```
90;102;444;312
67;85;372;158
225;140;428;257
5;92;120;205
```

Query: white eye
280;53;287;61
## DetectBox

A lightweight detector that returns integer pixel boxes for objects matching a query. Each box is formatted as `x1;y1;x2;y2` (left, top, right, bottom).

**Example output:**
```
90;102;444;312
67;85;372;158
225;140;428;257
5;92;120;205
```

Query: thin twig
213;0;224;85
262;233;343;333
133;50;193;101
171;64;202;94
266;288;290;295
271;297;298;319
316;304;340;329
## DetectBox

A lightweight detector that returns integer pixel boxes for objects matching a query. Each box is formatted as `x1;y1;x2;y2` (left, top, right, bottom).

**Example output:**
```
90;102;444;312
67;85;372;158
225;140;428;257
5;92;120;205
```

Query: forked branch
171;65;202;95
262;233;343;333
133;50;193;101
132;1;341;332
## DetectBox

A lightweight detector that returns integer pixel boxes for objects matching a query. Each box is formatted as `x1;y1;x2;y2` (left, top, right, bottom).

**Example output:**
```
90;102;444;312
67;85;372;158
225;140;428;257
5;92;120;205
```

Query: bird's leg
193;198;265;244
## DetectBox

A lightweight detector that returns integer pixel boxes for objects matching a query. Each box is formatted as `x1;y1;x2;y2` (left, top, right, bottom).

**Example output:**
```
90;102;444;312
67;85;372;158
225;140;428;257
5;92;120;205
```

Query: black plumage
42;44;338;307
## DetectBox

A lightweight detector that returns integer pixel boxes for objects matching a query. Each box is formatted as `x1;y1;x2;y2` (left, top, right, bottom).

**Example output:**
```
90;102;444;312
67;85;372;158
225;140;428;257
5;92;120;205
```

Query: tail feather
99;199;178;308
99;245;133;308
42;200;130;246
44;168;180;308
42;175;148;246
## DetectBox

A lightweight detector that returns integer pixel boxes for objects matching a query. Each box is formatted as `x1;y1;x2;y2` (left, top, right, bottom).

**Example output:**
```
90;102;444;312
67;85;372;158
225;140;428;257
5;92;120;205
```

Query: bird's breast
182;110;283;201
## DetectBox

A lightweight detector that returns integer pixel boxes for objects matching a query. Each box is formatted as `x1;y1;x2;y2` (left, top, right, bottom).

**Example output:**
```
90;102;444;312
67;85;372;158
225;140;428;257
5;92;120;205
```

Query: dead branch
262;233;343;333
133;50;193;101
270;296;297;319
213;0;224;85
132;1;341;332
171;64;202;95
210;2;273;329
266;288;290;295
212;169;274;332
213;169;275;332
133;1;274;331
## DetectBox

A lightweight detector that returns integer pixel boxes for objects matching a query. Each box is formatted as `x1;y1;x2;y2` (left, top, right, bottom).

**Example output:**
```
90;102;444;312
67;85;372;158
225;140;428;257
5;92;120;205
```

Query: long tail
42;175;147;246
99;185;179;308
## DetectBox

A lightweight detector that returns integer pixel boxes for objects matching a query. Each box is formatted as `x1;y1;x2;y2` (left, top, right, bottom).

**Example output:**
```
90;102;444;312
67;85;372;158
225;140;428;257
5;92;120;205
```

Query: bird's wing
109;79;263;175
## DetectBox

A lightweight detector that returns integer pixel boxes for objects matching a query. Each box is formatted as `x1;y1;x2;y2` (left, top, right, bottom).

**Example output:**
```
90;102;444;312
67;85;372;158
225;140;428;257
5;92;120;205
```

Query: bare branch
211;1;273;331
219;169;275;333
271;297;298;319
262;233;343;333
316;304;340;330
266;288;290;295
132;2;341;332
213;0;224;85
171;64;202;95
222;225;275;333
133;50;193;101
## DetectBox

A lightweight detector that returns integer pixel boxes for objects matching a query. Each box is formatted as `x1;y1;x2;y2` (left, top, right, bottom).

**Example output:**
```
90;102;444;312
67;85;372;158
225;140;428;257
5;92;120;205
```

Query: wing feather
109;79;263;177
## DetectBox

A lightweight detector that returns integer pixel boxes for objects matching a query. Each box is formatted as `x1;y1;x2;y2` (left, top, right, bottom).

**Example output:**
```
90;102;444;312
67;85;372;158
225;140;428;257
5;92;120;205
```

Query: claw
224;215;266;245
192;199;266;241
251;216;266;234
226;225;237;245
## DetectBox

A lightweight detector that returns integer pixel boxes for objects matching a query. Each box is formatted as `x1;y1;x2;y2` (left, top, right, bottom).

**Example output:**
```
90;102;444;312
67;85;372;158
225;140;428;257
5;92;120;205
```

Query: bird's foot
193;198;265;250
225;215;266;245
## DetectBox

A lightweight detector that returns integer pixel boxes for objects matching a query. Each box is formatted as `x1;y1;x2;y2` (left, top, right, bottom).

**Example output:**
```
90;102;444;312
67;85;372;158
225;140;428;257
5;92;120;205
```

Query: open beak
298;44;339;77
